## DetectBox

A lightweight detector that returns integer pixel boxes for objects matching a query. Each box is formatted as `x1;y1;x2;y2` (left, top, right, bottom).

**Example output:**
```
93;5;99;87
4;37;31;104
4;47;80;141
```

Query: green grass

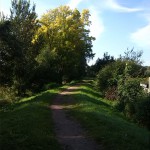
0;86;67;150
1;81;150;150
67;82;150;150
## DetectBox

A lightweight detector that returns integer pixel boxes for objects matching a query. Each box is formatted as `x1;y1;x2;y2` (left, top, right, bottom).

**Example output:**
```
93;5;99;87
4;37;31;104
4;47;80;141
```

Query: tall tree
0;19;13;85
35;6;95;83
0;0;39;94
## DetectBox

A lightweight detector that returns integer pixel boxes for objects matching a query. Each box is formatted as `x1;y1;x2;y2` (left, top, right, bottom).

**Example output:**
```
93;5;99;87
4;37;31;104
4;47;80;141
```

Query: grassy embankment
0;86;68;150
66;80;150;150
0;80;149;150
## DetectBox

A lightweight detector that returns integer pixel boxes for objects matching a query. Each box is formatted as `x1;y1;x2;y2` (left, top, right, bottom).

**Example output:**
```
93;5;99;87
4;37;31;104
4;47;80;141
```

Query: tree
0;15;18;85
119;48;143;64
35;6;95;83
0;15;22;86
89;52;115;76
119;48;145;77
10;0;39;94
0;0;39;95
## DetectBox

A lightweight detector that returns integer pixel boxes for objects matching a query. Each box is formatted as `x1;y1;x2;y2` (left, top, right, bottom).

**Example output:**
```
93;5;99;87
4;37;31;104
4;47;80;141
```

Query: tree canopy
35;6;95;83
0;1;95;94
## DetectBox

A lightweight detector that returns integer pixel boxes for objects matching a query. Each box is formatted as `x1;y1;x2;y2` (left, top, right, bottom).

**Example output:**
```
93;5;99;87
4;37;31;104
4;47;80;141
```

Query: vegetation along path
51;85;103;150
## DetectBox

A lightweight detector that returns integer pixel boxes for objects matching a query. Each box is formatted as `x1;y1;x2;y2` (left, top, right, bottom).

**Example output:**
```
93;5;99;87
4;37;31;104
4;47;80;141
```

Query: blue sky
0;0;150;66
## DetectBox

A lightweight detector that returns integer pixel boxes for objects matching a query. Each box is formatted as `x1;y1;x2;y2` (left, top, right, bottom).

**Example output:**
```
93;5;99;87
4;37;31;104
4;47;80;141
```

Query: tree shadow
62;85;110;108
73;92;110;108
1;90;57;112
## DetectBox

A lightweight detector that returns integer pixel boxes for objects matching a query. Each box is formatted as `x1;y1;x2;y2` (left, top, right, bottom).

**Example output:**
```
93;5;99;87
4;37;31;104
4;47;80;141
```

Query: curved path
50;85;103;150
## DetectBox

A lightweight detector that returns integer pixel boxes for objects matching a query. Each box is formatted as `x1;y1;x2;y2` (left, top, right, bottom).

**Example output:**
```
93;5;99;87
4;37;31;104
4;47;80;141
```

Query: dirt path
50;85;103;150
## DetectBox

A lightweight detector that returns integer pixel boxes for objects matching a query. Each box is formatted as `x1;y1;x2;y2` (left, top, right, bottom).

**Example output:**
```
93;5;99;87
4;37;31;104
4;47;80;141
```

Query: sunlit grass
68;83;150;150
1;81;149;150
0;87;64;150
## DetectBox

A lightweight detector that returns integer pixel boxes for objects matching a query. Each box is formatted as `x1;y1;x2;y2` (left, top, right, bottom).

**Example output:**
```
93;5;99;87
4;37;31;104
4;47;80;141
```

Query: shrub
95;60;125;95
113;100;125;112
95;64;114;94
0;99;10;107
117;78;144;117
135;95;150;129
0;86;17;107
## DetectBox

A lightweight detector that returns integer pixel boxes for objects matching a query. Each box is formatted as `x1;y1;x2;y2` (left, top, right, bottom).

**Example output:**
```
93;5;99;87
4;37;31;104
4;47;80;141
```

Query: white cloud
89;7;104;38
131;23;150;48
106;0;142;13
67;0;83;9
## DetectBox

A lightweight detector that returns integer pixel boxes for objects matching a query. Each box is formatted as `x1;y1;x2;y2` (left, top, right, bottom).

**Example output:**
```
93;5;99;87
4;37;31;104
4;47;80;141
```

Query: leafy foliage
119;48;143;64
95;63;115;94
87;52;115;77
0;2;95;98
35;6;95;83
117;77;144;117
0;0;40;96
95;60;125;95
135;95;150;129
95;49;146;96
9;0;39;94
95;49;150;129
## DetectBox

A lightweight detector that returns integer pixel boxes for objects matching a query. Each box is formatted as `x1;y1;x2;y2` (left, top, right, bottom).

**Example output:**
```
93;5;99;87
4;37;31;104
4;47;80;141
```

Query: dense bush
95;64;113;94
95;58;146;98
95;60;125;96
95;49;150;129
117;78;144;117
0;86;18;107
135;95;150;129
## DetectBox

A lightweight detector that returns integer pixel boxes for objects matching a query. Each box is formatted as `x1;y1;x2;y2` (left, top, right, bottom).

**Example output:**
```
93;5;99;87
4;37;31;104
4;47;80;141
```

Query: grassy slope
0;81;149;150
0;87;67;150
68;82;150;150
